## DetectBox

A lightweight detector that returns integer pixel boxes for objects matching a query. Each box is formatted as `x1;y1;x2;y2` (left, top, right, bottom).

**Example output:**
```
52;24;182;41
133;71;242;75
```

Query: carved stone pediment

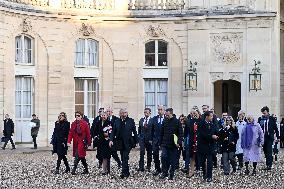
146;25;165;37
79;23;95;36
210;72;223;83
21;18;32;33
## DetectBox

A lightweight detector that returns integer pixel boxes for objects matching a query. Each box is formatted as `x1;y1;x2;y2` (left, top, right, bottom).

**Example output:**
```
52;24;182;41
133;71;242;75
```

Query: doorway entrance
214;80;241;119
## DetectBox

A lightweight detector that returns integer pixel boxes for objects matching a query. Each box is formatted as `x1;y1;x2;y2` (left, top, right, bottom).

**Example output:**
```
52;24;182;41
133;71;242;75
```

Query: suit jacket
138;117;153;142
91;115;101;138
3;118;14;137
160;116;183;148
151;115;164;143
258;116;280;141
197;120;219;154
52;120;70;156
108;115;119;127
110;117;138;151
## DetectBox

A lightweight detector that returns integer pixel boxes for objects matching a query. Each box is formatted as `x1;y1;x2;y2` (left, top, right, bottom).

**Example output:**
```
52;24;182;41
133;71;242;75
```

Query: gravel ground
1;148;284;189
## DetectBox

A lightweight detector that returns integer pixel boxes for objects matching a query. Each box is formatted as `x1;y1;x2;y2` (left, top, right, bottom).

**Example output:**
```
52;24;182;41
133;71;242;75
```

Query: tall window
15;76;33;119
75;39;98;67
144;79;168;112
15;35;34;64
145;40;167;67
75;78;98;119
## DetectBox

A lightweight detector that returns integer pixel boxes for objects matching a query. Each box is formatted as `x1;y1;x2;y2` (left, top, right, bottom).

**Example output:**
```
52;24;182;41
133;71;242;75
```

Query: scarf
241;123;254;150
75;120;82;135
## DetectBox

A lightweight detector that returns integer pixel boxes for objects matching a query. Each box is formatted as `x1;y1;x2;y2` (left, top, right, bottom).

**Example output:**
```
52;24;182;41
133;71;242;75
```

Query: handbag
129;136;137;149
1;136;5;142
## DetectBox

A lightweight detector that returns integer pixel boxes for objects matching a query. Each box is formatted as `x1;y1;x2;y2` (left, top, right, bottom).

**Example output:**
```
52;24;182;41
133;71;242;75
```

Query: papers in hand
173;134;178;145
29;122;36;128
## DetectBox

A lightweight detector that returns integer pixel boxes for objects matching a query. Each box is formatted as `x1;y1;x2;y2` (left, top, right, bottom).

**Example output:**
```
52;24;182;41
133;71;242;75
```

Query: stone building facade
0;0;283;146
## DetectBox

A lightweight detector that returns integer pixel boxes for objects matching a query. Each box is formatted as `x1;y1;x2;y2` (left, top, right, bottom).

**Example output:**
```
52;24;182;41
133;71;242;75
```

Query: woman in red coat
68;111;91;175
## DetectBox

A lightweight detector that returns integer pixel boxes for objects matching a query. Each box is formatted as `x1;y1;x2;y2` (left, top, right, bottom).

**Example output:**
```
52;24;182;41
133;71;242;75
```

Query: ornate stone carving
247;0;256;9
21;18;32;33
210;33;243;64
79;23;95;36
210;72;223;83
229;72;241;82
146;25;165;37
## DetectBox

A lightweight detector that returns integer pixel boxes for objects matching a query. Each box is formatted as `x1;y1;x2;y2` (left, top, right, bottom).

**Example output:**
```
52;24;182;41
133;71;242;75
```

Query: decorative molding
247;0;256;9
146;25;165;37
229;72;241;82
210;32;243;64
79;23;95;36
210;72;223;83
21;18;32;33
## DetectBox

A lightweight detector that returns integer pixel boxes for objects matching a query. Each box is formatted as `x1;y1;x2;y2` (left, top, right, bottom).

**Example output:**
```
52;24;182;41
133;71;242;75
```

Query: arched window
75;39;98;66
15;35;34;64
145;40;167;67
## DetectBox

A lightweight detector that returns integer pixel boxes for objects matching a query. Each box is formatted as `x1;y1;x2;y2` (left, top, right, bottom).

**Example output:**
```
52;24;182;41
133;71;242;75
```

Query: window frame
145;40;168;67
15;35;34;65
75;38;99;68
74;78;99;119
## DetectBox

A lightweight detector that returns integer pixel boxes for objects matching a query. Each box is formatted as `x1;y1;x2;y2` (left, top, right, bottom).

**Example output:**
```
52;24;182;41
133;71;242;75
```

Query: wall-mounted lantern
185;61;197;91
249;60;262;91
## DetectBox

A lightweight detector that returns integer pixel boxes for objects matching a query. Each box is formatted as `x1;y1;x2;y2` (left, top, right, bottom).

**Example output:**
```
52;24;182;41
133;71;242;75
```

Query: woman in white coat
235;110;246;170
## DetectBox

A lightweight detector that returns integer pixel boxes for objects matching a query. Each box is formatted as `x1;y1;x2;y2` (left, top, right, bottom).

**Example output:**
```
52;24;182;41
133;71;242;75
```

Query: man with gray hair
110;108;138;179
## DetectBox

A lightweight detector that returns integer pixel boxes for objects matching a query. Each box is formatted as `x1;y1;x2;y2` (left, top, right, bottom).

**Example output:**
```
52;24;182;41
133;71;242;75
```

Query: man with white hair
109;108;138;179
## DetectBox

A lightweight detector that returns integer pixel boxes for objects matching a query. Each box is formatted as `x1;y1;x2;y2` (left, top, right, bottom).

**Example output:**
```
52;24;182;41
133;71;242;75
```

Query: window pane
75;105;84;116
16;91;21;104
157;80;167;92
145;41;155;53
75;92;84;104
75;39;85;66
88;80;96;91
15;36;22;63
158;41;167;53
145;80;155;92
88;92;96;105
24;37;32;63
23;78;31;91
23;92;32;104
145;54;155;66
157;93;167;106
15;105;21;118
87;40;98;66
158;54;167;66
23;105;31;118
145;92;155;106
24;37;32;49
88;105;96;119
15;77;22;91
75;79;84;91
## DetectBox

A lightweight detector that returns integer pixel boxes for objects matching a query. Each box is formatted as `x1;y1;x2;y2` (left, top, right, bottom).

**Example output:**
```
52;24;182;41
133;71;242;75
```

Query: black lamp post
185;61;197;91
249;60;262;91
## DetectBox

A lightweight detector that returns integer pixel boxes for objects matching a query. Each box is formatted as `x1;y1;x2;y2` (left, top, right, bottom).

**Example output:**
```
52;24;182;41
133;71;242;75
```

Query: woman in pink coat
241;115;264;175
68;111;91;175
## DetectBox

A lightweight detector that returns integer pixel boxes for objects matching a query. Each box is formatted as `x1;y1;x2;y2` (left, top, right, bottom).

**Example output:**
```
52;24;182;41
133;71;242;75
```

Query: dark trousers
280;138;284;148
72;156;88;172
121;148;131;176
3;136;15;149
222;152;236;174
263;138;273;167
111;150;121;166
56;155;70;170
32;135;37;148
212;152;218;167
236;153;244;168
198;152;213;180
161;147;178;177
152;140;161;172
139;139;152;169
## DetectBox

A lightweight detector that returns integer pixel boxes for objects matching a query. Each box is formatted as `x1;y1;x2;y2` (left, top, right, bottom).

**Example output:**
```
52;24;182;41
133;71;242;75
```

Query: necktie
144;118;148;128
265;120;268;135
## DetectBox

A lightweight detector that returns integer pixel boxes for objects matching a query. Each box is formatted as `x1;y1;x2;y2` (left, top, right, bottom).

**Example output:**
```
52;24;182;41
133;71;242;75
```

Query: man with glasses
137;108;153;172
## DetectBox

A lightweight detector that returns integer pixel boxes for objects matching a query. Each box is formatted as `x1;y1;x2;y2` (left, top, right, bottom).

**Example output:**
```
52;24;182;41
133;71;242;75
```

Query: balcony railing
128;0;185;10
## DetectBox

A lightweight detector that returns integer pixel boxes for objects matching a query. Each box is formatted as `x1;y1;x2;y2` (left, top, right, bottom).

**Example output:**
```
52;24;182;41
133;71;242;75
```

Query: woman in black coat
186;110;202;178
94;111;112;175
219;116;239;175
51;112;70;174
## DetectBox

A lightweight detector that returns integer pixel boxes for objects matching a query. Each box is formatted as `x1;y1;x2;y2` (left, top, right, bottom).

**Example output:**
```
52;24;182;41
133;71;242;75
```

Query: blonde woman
219;116;239;175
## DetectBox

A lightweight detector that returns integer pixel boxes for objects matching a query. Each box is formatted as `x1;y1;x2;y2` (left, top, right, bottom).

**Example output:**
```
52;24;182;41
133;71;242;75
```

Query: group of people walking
49;105;281;182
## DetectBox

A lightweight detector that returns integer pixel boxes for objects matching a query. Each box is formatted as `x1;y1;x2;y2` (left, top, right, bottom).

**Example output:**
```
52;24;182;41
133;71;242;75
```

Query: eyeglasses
75;114;81;117
59;114;65;117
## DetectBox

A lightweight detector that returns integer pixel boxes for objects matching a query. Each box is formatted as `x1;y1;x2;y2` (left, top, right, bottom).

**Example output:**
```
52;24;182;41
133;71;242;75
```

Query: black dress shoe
137;168;145;172
252;170;256;175
181;168;189;174
266;166;272;171
54;169;59;174
224;173;229;175
82;170;89;174
168;175;174;180
245;169;250;175
1;147;5;150
153;170;161;176
11;147;16;150
206;178;213;182
159;174;168;179
64;168;70;173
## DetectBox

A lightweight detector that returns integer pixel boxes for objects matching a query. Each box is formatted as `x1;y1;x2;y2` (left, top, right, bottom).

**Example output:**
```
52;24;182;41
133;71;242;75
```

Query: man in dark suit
159;108;183;180
106;107;121;168
258;106;280;170
2;114;16;150
197;111;219;182
151;105;165;176
109;108;138;179
137;108;153;172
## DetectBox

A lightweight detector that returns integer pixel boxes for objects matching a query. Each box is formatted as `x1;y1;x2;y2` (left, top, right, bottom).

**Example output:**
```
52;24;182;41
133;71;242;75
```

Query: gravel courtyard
1;148;284;189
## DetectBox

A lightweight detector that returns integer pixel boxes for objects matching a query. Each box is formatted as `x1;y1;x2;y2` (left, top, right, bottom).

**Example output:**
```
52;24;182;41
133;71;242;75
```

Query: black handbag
129;136;137;149
1;137;5;142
